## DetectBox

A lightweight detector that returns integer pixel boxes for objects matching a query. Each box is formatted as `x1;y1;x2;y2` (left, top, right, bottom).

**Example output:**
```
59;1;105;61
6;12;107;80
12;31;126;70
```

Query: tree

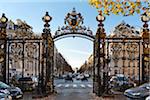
88;0;149;16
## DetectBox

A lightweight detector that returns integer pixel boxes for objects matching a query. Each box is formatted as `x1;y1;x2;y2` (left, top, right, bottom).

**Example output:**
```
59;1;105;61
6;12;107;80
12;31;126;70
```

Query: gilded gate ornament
54;8;94;41
65;8;83;30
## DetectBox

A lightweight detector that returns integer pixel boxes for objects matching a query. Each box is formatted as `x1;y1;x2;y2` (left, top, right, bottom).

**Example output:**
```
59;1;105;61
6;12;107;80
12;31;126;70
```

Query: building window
133;69;135;75
128;69;130;75
114;70;117;74
9;73;11;77
9;25;12;30
9;59;12;65
114;65;118;67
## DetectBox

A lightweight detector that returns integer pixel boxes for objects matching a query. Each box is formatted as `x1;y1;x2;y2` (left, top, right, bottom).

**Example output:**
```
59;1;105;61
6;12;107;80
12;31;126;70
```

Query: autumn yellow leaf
88;0;149;16
135;9;140;14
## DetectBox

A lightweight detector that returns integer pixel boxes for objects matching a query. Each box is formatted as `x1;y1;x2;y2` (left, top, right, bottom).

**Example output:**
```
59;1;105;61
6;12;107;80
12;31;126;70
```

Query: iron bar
3;39;7;83
7;42;10;84
51;41;54;93
97;29;101;96
35;56;37;76
105;40;109;93
122;42;125;74
41;41;45;93
38;42;41;93
22;41;25;78
93;40;95;93
138;41;141;84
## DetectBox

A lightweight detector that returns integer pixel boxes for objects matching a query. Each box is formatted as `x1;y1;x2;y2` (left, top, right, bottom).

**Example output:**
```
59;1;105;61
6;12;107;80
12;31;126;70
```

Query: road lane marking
56;84;62;87
80;84;85;88
65;84;69;88
73;84;77;88
87;84;92;88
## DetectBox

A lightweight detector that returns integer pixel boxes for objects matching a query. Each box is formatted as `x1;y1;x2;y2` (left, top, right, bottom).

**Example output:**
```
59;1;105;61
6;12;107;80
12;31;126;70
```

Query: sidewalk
90;92;126;100
23;91;126;100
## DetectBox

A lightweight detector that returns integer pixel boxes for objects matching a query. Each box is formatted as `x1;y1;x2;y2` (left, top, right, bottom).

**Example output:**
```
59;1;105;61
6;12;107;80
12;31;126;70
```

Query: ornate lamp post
0;13;8;82
141;12;149;82
0;13;8;37
94;11;106;96
41;12;53;94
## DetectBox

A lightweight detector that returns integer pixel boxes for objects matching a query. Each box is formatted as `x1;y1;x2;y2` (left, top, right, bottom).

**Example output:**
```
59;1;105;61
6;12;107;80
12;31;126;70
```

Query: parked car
54;75;63;79
81;76;88;81
84;74;90;78
65;75;73;82
124;83;150;99
62;75;67;79
146;95;150;100
109;74;134;87
0;81;23;99
18;77;34;91
0;92;12;100
109;74;134;92
31;76;38;87
76;74;84;80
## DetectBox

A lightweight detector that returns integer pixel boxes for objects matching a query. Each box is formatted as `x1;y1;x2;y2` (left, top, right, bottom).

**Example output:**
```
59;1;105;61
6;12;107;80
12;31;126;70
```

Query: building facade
80;21;148;82
6;19;41;79
108;22;143;81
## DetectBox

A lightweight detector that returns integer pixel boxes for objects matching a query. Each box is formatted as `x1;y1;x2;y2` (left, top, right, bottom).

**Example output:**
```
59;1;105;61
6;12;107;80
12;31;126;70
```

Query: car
31;76;38;87
65;75;73;82
124;83;150;99
76;75;81;80
146;96;150;100
109;74;134;87
84;74;90;78
0;81;23;99
62;75;67;79
0;92;12;100
76;74;84;80
18;77;34;91
81;76;88;81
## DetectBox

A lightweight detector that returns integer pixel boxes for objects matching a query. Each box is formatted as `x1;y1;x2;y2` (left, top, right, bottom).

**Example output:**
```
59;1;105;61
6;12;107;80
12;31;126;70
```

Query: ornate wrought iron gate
93;21;147;96
0;10;149;98
0;13;54;95
6;39;42;84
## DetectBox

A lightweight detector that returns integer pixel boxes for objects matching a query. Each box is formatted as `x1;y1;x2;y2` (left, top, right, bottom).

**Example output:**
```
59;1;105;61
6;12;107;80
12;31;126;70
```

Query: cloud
60;49;91;55
68;49;91;55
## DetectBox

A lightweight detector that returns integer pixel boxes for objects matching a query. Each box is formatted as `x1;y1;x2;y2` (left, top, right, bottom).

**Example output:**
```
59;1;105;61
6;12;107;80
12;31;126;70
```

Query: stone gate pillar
0;13;8;83
41;12;54;94
141;12;150;82
94;11;106;96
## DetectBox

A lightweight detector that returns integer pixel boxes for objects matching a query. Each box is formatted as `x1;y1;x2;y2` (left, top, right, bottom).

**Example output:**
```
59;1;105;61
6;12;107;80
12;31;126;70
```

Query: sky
0;0;145;70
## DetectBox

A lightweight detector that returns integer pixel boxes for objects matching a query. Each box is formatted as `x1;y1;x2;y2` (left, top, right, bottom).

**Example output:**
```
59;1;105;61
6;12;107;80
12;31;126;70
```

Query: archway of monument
53;33;95;94
52;8;95;91
53;32;95;42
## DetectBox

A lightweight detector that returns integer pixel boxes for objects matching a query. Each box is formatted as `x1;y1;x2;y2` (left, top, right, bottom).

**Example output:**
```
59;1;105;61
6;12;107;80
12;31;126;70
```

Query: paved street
22;78;127;100
22;78;94;100
53;78;94;100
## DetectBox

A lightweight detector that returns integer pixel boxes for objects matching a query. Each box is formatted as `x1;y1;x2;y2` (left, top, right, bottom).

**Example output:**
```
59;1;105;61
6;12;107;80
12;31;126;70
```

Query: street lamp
96;11;106;38
42;12;52;38
96;12;105;23
0;13;8;24
42;12;52;23
141;12;149;24
0;13;8;34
